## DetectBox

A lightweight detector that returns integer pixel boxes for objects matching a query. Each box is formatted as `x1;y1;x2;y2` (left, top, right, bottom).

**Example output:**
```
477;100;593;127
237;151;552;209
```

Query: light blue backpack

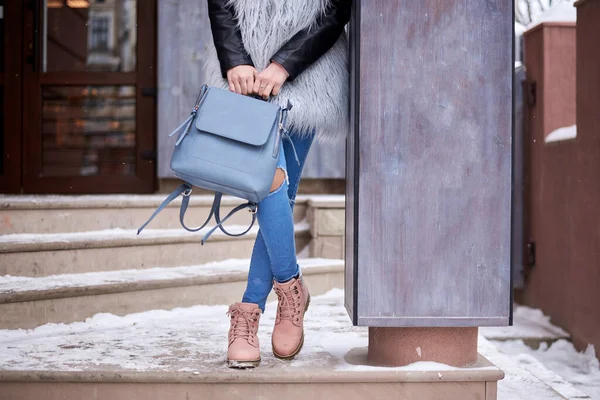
138;85;292;243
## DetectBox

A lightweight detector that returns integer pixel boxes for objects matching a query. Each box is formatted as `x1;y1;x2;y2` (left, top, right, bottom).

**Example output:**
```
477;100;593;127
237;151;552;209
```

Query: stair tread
0;289;502;384
1;290;580;399
306;194;345;208
0;258;344;294
479;337;578;400
0;194;317;210
0;223;310;252
0;258;343;298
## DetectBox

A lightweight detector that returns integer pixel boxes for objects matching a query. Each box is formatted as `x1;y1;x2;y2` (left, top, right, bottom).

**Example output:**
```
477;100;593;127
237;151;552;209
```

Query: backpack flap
195;88;281;146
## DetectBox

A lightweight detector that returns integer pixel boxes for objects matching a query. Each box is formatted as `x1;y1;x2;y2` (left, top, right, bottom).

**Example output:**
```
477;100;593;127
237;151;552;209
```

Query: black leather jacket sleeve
207;0;254;78
271;0;352;81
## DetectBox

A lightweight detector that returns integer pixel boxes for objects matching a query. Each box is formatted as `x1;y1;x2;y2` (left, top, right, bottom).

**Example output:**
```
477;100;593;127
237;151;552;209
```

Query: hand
253;62;289;99
226;65;258;95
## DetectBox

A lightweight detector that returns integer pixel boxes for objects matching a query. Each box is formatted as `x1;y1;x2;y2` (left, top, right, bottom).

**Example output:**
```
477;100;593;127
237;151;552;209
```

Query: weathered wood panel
157;0;346;179
347;0;512;326
344;5;361;320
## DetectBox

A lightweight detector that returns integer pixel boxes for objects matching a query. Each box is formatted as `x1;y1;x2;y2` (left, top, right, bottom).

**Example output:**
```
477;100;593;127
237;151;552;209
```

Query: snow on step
492;339;600;399
0;194;313;209
4;289;588;400
0;289;495;377
0;222;310;252
480;304;570;343
0;258;343;295
478;337;573;400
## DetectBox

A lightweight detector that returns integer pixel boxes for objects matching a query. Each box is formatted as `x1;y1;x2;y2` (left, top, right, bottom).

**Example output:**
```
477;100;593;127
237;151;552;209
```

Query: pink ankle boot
272;276;310;359
227;302;261;368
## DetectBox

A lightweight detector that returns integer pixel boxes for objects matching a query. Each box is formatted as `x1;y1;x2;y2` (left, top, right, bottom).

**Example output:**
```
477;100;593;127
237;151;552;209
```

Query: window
90;17;109;50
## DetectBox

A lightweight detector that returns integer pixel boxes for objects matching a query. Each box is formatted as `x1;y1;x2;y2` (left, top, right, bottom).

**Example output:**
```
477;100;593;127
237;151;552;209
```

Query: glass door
21;0;156;193
0;0;23;193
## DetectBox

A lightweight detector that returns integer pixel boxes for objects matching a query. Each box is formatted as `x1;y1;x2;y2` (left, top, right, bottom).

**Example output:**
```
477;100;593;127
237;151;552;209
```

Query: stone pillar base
368;327;479;367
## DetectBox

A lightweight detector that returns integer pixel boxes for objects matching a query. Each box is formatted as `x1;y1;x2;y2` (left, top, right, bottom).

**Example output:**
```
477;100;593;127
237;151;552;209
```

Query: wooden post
346;0;513;366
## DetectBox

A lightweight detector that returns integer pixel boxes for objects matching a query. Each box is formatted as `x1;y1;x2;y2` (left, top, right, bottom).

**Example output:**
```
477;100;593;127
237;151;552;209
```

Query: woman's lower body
226;130;315;368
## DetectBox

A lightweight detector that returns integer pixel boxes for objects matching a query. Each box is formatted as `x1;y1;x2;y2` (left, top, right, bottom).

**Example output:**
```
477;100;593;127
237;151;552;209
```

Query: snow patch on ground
493;339;600;399
0;289;479;374
1;290;598;399
481;304;570;341
479;336;568;400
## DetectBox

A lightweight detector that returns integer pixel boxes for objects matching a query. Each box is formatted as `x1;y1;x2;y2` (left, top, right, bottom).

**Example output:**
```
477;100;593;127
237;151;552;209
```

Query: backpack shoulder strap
179;190;217;232
137;183;191;235
137;183;258;245
200;199;257;244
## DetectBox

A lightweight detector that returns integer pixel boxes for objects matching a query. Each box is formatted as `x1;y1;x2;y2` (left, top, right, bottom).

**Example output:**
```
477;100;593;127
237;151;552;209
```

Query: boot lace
227;305;259;342
274;284;301;321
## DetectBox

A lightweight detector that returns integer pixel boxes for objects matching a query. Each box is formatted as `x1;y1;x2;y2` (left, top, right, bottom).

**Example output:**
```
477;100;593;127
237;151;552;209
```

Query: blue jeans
242;131;315;311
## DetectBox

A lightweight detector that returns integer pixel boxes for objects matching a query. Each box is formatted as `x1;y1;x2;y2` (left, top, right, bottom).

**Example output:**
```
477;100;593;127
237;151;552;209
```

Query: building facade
0;0;345;195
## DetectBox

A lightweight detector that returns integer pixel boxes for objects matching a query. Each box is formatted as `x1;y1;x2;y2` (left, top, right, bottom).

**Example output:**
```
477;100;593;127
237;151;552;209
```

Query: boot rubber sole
273;294;311;360
227;358;261;369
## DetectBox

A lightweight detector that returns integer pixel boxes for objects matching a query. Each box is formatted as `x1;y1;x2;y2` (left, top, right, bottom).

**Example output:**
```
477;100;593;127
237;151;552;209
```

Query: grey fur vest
204;0;349;140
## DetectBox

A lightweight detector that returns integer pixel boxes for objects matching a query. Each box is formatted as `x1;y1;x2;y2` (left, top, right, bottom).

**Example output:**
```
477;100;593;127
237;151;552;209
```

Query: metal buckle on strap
183;187;193;197
248;204;258;214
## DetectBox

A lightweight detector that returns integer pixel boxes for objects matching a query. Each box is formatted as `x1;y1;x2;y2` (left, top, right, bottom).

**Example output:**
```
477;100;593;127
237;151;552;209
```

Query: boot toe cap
272;334;302;357
228;340;260;362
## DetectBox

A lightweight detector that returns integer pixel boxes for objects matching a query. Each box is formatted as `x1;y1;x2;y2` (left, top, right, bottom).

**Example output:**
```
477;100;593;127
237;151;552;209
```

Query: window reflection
44;0;137;72
42;85;136;176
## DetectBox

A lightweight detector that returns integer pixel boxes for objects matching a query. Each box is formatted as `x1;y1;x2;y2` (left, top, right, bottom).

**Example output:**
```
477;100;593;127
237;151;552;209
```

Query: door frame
0;0;23;193
21;0;157;194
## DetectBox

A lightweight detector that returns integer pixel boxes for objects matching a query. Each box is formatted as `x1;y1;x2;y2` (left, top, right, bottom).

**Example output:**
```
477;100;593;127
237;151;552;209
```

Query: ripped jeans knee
267;141;289;196
267;168;288;197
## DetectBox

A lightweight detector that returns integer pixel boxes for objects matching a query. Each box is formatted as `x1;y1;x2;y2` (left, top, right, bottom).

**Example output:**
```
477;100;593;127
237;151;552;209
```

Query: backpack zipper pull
171;86;209;146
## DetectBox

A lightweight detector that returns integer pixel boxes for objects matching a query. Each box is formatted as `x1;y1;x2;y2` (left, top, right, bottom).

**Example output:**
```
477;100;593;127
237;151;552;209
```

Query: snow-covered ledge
545;125;577;143
527;2;578;30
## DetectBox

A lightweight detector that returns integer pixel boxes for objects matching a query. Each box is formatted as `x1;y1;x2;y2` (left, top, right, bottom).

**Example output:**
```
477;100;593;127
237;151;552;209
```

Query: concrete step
0;194;310;234
480;306;591;399
306;195;345;259
0;224;311;277
478;337;585;400
0;258;344;329
0;290;504;400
